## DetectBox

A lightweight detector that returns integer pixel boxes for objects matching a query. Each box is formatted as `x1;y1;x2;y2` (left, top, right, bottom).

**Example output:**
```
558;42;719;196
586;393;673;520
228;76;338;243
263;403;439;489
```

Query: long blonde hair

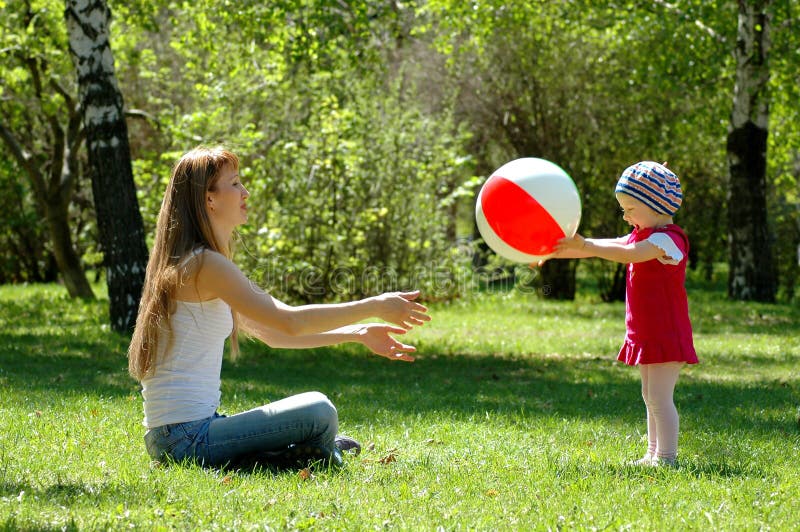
128;146;240;381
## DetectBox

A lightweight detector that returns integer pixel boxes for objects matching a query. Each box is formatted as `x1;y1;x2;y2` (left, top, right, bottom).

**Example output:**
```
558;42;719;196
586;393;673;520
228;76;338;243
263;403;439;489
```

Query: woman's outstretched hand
356;324;416;362
373;290;431;329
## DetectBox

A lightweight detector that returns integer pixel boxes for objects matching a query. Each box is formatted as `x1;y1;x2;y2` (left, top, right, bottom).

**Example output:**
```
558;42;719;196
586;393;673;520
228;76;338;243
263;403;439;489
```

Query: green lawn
1;276;798;530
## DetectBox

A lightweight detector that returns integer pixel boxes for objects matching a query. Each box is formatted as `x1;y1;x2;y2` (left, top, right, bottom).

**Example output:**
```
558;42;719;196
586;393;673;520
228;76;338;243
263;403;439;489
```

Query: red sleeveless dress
617;224;698;366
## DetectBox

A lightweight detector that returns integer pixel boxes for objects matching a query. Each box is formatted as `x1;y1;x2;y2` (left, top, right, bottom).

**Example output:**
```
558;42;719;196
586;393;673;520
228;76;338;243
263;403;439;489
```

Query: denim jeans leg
205;391;338;467
144;416;214;464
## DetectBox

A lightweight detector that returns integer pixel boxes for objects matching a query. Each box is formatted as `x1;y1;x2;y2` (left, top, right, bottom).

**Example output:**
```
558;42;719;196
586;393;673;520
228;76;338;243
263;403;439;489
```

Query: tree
726;0;777;301
0;0;95;298
65;0;148;331
768;1;800;301
0;154;59;284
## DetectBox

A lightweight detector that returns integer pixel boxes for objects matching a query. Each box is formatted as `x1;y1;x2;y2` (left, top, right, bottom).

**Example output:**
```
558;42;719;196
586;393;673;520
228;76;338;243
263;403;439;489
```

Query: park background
1;0;799;529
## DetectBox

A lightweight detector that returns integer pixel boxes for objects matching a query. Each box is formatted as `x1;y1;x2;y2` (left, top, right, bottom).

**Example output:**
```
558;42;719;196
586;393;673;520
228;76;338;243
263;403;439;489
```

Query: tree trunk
599;262;626;303
539;259;577;300
45;198;95;297
0;120;95;299
65;0;148;332
726;0;776;302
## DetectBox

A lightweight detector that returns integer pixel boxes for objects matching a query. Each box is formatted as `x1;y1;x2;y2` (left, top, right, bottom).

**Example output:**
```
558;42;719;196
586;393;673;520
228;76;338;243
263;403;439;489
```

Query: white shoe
629;454;656;466
654;456;677;468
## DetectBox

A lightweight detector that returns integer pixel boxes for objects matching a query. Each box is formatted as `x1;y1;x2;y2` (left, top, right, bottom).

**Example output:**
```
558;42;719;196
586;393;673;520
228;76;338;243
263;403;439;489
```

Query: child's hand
531;234;589;267
554;234;586;252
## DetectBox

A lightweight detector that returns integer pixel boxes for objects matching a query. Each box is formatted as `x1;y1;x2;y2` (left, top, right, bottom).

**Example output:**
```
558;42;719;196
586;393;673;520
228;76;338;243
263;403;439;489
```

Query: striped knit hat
615;161;682;216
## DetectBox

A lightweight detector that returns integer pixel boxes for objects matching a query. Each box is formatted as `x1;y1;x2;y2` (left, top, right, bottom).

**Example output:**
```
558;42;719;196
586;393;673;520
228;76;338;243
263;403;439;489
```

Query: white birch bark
65;0;149;330
726;0;776;301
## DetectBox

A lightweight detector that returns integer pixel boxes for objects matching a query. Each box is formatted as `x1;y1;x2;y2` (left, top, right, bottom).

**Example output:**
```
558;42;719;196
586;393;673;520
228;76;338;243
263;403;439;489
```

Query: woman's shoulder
176;248;239;301
179;247;232;270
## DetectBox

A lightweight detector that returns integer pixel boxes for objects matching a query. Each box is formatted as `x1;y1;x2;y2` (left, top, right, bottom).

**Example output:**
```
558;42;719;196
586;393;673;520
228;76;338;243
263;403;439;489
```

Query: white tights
639;362;684;461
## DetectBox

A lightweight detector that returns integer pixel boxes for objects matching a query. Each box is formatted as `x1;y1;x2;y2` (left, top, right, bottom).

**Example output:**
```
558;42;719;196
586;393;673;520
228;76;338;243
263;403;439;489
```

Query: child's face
615;193;668;230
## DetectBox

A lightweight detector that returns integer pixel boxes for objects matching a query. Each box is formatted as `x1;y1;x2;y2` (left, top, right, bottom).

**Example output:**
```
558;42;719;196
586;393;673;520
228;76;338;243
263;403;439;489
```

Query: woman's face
615;193;664;230
206;163;250;229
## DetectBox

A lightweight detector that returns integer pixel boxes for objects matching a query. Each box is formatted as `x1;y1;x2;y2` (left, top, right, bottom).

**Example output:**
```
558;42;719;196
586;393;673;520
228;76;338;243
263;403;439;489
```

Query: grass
0;273;799;530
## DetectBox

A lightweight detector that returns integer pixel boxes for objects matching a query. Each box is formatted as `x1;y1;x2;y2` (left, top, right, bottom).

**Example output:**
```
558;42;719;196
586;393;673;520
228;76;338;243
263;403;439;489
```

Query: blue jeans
144;391;339;467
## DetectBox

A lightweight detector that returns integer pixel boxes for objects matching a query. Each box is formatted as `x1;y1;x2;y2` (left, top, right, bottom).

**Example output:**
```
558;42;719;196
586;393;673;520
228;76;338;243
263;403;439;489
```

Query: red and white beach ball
475;158;582;263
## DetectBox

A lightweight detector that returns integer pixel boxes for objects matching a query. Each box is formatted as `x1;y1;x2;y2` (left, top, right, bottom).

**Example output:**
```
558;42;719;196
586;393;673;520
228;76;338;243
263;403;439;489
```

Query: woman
128;146;430;468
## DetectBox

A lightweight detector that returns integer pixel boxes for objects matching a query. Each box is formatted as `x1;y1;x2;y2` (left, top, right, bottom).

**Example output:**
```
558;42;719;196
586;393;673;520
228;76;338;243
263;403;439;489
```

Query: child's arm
555;234;663;264
549;235;629;259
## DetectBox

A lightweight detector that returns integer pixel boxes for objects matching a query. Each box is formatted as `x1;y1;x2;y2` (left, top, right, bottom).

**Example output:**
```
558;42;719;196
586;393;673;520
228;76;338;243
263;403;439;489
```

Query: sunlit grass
1;278;798;530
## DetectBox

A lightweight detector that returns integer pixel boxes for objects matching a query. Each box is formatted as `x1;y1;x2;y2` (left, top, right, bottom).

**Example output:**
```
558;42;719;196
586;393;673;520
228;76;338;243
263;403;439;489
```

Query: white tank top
140;296;233;428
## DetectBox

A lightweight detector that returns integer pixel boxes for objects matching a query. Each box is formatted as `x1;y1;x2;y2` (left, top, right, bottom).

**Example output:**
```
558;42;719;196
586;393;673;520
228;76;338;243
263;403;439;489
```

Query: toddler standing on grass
549;161;698;466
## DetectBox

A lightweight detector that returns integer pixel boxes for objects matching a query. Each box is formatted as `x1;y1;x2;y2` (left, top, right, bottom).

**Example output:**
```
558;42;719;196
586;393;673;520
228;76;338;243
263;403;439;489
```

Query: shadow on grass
3;328;798;443
603;459;766;479
222;342;799;442
0;331;136;398
0;477;126;508
3;282;798;487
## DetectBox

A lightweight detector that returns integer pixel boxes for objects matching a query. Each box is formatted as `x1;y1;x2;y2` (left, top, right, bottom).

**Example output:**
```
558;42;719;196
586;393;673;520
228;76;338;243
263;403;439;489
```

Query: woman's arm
240;316;416;362
193;251;430;337
555;234;663;264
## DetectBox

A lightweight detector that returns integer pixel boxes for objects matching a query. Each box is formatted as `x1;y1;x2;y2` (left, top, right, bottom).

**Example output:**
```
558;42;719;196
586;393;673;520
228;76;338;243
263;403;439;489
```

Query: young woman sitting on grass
128;146;430;469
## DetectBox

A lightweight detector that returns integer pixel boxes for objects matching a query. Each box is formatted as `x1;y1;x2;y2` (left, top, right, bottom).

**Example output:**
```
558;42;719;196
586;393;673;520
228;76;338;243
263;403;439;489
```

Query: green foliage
0;157;53;283
417;0;743;296
238;82;474;301
111;1;475;301
0;0;98;284
767;1;800;300
1;0;798;301
1;281;799;528
0;0;76;141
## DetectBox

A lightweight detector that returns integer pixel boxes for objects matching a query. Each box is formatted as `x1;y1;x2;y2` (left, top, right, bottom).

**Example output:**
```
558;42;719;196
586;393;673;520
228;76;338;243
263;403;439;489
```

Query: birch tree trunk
726;0;776;301
65;0;148;331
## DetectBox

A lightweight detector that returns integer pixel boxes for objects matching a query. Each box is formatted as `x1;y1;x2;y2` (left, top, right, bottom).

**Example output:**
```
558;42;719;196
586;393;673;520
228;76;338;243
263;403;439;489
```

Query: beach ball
475;158;582;263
